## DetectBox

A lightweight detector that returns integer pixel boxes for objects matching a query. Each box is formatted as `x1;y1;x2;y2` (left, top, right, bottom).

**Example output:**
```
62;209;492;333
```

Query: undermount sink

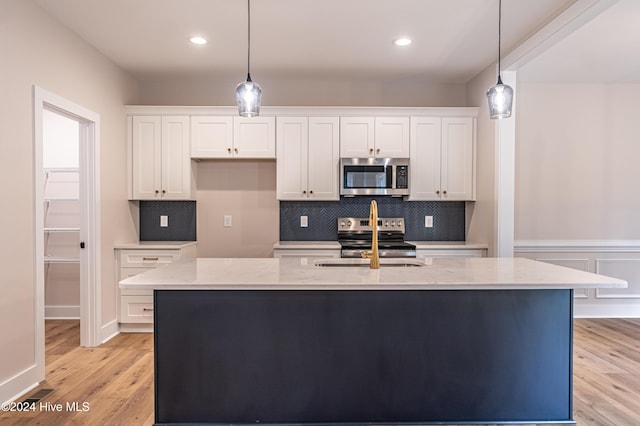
314;258;426;268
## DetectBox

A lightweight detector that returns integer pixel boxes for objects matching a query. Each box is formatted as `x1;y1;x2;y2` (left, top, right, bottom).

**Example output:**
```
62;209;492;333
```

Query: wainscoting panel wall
515;241;640;318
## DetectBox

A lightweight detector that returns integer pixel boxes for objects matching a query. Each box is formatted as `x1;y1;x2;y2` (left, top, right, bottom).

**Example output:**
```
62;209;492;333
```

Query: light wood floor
1;318;639;425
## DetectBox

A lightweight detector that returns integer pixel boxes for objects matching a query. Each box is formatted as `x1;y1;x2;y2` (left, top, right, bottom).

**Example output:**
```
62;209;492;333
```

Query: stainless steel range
337;217;416;258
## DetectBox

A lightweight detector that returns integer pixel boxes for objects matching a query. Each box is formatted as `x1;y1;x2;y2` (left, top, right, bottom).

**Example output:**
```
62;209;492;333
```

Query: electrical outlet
300;216;308;228
160;215;168;227
425;216;433;228
223;215;232;227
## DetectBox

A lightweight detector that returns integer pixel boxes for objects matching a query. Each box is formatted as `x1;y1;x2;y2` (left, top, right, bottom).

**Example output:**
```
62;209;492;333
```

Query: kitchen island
120;257;626;425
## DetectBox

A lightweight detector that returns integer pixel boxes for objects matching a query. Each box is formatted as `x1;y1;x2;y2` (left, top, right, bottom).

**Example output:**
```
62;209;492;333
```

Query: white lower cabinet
116;244;196;331
120;296;155;323
416;247;487;258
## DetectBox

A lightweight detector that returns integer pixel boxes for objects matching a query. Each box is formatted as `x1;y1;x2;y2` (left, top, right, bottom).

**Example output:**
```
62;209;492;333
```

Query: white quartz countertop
119;257;627;291
114;241;197;250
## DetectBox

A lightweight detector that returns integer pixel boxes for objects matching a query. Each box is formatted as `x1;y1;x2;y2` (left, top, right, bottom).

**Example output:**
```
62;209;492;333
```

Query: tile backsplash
280;197;465;241
139;201;197;241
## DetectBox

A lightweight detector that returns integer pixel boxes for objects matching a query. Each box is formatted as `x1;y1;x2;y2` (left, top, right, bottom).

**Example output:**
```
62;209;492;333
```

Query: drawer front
120;295;154;323
119;249;180;267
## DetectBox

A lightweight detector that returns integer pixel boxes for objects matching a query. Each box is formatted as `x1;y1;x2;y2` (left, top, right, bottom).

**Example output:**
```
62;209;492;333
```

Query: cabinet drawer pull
142;257;159;261
142;308;154;312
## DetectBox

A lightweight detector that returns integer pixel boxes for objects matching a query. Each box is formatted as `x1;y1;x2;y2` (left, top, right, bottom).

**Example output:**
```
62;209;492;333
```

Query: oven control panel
338;217;405;233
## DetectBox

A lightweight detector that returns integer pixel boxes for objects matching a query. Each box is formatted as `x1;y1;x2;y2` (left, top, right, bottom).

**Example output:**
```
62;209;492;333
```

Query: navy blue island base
153;289;574;425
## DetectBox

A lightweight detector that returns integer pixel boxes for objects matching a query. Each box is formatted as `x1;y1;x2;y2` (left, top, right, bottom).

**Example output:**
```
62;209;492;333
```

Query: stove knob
391;221;396;227
346;220;352;226
340;221;346;227
397;219;403;226
384;220;389;226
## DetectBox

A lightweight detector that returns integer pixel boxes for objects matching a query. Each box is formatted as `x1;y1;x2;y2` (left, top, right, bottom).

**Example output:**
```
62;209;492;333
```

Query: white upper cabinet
190;116;233;158
374;117;410;157
130;115;194;200
340;117;409;158
191;116;275;159
277;116;340;200
234;117;276;158
409;117;475;201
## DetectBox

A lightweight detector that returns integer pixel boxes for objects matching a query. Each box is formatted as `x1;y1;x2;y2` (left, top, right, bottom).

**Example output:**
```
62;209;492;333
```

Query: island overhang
119;256;627;291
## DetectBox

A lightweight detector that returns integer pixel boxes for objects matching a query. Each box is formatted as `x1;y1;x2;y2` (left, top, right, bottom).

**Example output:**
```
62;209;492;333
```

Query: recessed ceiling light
189;36;207;45
393;38;412;47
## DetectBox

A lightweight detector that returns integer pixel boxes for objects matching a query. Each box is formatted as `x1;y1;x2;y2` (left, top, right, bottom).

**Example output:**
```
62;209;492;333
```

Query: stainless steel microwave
340;158;409;196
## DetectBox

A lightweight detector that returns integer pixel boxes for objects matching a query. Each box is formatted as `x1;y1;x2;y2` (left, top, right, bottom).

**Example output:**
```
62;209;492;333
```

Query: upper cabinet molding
125;105;479;118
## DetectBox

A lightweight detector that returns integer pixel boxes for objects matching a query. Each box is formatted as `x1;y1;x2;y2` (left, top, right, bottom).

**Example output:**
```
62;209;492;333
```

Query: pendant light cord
497;0;502;81
247;0;251;78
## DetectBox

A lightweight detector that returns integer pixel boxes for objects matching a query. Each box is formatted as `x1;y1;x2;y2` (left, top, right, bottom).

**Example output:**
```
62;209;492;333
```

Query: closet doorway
34;86;101;379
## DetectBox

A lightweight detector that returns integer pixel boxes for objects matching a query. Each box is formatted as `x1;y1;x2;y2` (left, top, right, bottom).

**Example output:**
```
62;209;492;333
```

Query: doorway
33;86;101;379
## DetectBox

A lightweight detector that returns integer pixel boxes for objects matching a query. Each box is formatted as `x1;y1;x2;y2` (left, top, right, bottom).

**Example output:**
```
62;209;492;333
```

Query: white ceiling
32;0;640;85
34;0;581;83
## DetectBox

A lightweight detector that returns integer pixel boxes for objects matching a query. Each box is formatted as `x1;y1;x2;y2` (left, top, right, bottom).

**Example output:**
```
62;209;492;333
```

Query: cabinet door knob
443;190;447;195
155;190;159;194
302;190;306;194
435;190;440;195
162;189;166;194
376;148;380;154
227;148;232;153
234;148;238;153
369;148;374;154
309;190;313;194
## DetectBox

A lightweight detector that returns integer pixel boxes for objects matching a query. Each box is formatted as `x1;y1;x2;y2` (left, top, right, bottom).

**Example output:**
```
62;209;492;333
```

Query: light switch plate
300;216;308;228
223;215;232;227
425;216;433;228
160;215;169;227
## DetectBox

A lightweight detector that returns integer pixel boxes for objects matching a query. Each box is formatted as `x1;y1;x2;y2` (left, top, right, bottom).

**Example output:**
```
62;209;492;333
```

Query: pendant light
486;0;513;119
236;0;262;117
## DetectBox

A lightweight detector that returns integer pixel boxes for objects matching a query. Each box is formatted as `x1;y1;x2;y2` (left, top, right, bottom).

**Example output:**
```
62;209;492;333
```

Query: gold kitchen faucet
361;200;380;269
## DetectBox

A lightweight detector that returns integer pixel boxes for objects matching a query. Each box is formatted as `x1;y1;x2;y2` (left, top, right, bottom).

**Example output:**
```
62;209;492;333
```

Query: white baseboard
0;365;40;406
100;319;120;344
44;305;80;319
119;323;153;333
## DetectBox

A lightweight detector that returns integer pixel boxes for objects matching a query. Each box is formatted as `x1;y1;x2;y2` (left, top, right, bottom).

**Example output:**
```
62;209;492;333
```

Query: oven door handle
341;249;416;258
